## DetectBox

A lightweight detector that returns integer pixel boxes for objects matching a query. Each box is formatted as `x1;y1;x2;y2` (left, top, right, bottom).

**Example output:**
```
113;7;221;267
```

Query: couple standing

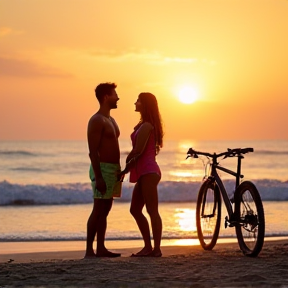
84;82;164;258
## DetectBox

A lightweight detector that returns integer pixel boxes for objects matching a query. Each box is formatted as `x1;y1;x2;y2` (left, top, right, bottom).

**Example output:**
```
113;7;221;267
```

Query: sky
0;0;287;141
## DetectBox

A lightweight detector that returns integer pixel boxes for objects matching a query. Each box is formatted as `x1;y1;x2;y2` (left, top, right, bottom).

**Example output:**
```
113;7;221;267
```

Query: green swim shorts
89;163;122;199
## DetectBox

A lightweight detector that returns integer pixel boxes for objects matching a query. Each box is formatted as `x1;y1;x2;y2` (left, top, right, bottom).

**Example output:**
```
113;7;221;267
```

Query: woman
120;92;164;257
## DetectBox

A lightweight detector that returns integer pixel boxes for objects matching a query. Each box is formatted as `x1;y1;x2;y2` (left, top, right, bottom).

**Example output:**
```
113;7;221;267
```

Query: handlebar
186;147;254;159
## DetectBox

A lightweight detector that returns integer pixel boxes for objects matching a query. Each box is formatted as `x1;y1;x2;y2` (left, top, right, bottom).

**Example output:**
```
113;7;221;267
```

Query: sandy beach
1;238;288;287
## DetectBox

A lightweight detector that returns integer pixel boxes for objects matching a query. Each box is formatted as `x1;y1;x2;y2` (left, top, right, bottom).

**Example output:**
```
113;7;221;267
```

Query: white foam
0;179;287;205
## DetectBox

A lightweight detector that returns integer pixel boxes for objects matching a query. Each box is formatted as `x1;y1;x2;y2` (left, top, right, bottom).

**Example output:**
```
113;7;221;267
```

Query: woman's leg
130;182;153;255
140;173;162;256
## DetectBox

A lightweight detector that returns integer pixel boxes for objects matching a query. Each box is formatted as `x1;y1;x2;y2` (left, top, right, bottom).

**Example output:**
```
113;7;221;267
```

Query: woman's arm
126;122;153;162
119;122;153;177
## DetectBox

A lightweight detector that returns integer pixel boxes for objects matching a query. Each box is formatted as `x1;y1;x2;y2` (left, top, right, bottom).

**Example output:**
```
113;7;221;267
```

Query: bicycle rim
235;181;265;257
196;180;221;250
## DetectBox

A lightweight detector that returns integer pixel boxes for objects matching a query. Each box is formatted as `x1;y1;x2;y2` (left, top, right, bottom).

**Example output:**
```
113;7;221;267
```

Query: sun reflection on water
178;141;197;151
170;171;194;178
168;170;204;181
170;239;200;246
174;208;196;232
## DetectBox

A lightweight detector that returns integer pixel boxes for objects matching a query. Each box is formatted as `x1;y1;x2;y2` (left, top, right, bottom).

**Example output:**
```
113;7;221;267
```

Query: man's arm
87;115;106;194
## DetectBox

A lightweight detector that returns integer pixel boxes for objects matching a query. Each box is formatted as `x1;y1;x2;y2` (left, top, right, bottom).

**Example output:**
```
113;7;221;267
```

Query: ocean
0;139;288;243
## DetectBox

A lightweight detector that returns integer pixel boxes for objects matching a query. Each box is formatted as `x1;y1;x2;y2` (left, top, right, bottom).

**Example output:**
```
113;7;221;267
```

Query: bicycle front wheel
196;179;221;250
234;181;265;257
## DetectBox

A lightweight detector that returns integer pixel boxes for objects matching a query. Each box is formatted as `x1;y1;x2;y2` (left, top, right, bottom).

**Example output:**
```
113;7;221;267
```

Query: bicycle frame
208;154;244;220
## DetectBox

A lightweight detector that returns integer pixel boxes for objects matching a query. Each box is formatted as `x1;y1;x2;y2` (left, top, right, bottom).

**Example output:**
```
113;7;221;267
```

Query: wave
0;150;55;158
1;179;288;206
3;148;286;158
11;167;49;172
162;149;288;156
254;150;288;155
0;150;38;157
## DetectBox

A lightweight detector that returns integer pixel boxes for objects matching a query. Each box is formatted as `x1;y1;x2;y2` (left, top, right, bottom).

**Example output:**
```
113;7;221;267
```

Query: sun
178;86;199;104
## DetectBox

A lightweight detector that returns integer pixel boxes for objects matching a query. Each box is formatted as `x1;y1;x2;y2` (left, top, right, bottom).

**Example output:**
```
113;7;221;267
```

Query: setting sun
178;86;199;104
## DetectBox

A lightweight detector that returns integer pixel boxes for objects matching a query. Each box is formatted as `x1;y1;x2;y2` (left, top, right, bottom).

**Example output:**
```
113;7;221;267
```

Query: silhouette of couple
84;83;163;258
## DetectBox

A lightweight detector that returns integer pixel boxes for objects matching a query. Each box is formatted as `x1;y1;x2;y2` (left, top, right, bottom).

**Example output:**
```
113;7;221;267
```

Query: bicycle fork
203;177;221;219
201;177;218;219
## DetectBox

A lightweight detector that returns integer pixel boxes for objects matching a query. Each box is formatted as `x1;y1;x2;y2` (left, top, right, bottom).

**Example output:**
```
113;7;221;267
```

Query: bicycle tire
196;179;221;250
234;181;265;257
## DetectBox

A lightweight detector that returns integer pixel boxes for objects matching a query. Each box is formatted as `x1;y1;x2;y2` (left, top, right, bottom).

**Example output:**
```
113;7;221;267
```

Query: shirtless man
84;82;121;258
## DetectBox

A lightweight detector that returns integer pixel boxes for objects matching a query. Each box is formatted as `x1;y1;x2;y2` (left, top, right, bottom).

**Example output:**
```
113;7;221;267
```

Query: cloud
0;57;73;78
0;27;12;37
164;57;198;64
0;27;24;37
89;49;199;65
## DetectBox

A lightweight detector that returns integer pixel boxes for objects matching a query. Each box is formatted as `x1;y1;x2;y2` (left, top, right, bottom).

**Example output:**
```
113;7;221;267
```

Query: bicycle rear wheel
234;181;265;257
196;179;221;250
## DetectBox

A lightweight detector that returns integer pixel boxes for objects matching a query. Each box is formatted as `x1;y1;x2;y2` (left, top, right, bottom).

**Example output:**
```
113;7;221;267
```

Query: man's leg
95;199;121;257
84;199;99;258
95;198;112;253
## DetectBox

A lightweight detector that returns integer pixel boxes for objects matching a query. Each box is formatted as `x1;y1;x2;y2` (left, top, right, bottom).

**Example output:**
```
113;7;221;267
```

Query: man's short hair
95;82;117;103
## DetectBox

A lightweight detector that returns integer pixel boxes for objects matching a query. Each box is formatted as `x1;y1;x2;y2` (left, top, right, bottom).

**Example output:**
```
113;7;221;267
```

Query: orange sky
0;0;287;141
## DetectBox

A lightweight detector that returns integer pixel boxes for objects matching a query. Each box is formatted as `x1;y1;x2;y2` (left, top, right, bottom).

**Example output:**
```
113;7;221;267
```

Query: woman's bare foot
83;251;97;259
131;247;153;257
145;249;162;257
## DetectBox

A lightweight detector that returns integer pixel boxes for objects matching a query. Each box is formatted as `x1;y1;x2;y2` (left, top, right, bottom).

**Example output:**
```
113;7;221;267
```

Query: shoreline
1;238;288;287
1;236;287;262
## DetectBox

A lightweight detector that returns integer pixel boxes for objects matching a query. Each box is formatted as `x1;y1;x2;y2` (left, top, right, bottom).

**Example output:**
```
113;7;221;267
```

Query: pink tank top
129;125;161;183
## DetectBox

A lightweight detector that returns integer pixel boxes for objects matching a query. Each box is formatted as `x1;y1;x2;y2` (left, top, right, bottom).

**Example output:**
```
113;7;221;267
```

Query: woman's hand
118;153;141;182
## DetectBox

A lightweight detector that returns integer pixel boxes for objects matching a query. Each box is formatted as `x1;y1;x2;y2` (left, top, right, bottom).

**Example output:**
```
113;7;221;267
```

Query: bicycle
186;147;265;257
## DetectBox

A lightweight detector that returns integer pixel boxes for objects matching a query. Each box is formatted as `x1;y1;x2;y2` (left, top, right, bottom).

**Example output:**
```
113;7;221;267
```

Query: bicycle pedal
225;216;236;228
224;217;228;228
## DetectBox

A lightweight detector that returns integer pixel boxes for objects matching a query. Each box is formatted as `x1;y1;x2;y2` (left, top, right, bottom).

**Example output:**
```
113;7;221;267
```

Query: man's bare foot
95;250;121;257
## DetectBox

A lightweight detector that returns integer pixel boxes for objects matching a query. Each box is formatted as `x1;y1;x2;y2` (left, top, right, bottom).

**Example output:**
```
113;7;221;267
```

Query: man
84;82;121;258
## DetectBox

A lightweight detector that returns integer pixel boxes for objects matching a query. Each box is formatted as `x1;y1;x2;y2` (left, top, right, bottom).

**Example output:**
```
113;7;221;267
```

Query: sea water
0;139;287;242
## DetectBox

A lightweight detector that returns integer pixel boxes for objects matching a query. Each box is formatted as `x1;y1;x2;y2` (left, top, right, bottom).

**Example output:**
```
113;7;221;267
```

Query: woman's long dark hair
136;92;164;154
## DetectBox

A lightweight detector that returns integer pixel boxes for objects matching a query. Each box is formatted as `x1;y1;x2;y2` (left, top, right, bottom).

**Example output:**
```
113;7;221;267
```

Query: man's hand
117;171;126;182
95;177;107;195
